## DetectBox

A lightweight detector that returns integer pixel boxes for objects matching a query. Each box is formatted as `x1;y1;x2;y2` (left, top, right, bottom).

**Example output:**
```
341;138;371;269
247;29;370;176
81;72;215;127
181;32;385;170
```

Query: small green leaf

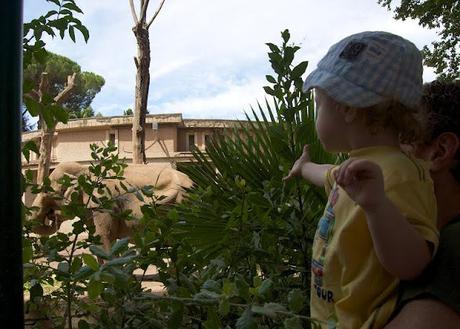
291;61;309;79
41;105;55;128
194;290;221;300
256;279;273;300
265;75;277;84
288;289;305;313
281;29;290;43
99;271;116;284
202;279;221;293
44;10;58;18
167;208;179;221
62;2;84;14
23;79;34;93
266;42;280;54
119;181;128;191
104;255;136;267
263;86;275;96
82;254;99;271
59;26;65;39
23;240;33;263
59;9;73;16
284;46;295;66
252;302;286;318
29;282;43;300
23;97;43;117
47;0;61;7
87;279;104;299
89;245;109;260
110;237;129;256
222;279;236;296
50;104;69;123
167;302;184;328
22;141;39;162
235;275;250;301
78;319;90;329
68;25;76;42
218;298;230;316
235;308;257;329
57;261;70;273
203;308;221;329
76;25;89;42
283;317;303;329
71;257;83;273
134;190;144;202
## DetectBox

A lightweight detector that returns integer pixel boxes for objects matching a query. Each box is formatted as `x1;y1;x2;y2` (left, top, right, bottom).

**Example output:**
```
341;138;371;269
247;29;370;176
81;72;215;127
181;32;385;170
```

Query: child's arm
334;159;432;280
283;145;334;187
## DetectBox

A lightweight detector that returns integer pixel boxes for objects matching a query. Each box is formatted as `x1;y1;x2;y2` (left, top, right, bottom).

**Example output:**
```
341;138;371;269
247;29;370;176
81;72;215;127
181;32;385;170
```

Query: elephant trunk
30;222;59;235
28;193;61;236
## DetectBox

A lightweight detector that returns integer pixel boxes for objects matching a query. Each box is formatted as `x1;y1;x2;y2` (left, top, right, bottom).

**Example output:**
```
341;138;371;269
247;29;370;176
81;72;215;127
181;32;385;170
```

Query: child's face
315;89;351;152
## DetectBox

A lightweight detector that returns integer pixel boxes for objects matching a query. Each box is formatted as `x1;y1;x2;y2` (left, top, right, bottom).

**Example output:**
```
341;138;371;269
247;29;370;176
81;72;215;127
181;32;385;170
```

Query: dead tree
28;72;76;184
129;0;166;164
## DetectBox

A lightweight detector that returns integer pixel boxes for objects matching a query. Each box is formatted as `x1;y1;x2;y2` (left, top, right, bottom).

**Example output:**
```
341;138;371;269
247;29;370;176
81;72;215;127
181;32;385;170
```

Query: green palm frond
175;96;335;262
172;31;340;286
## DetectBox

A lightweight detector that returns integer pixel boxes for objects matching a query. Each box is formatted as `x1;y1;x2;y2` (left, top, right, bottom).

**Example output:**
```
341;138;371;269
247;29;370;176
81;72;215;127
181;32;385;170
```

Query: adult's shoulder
442;216;460;232
438;216;460;250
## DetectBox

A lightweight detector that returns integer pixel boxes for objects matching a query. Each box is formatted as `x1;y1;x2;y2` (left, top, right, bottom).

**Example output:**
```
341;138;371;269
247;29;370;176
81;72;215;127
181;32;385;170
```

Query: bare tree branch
24;90;40;102
38;72;49;102
129;0;139;24
54;72;76;104
140;0;150;23
147;0;166;29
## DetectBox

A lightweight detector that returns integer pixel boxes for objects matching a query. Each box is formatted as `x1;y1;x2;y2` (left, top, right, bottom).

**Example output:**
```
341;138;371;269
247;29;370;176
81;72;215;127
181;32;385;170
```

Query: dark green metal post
0;0;25;327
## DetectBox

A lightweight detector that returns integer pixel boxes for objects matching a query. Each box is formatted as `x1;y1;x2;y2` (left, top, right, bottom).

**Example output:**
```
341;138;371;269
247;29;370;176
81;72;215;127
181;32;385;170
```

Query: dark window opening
204;134;212;148
109;133;116;145
188;134;195;151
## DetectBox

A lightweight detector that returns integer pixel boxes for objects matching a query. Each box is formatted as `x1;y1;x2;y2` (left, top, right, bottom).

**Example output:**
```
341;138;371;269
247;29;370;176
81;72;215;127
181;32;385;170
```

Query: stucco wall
21;115;242;168
55;129;107;162
177;128;216;152
145;124;177;157
116;124;177;160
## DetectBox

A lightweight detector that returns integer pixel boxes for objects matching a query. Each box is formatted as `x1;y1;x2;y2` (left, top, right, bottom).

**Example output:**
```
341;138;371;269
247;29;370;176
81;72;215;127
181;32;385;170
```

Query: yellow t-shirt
310;146;439;329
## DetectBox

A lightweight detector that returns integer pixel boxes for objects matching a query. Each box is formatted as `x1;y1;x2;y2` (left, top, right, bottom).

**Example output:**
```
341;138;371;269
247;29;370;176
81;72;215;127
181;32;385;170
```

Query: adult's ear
430;132;460;171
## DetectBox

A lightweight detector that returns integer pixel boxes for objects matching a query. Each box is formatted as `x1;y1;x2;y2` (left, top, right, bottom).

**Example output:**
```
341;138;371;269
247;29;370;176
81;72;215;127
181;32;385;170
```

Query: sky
24;0;440;120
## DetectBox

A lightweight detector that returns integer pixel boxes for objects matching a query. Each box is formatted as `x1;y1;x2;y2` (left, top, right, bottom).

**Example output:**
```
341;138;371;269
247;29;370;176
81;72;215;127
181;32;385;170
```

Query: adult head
385;80;460;328
414;80;460;228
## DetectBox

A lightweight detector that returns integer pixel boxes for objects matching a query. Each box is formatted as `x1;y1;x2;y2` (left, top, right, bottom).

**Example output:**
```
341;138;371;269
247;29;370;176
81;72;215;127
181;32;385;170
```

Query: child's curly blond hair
357;100;424;144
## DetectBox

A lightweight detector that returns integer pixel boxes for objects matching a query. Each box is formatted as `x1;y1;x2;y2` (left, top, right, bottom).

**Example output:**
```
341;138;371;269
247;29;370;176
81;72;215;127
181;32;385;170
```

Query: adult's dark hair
423;80;460;181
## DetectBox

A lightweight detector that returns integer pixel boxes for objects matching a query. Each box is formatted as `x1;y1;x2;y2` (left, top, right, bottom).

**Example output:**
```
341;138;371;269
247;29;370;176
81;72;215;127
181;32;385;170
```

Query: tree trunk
36;117;55;184
132;23;150;164
35;73;51;185
35;73;76;184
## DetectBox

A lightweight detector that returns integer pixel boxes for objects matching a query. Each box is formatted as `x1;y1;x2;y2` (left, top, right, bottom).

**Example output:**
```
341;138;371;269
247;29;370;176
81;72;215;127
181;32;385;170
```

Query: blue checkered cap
303;31;423;109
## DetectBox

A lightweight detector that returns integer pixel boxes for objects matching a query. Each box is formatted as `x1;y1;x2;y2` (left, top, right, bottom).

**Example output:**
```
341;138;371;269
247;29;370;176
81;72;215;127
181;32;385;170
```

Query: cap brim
303;68;387;108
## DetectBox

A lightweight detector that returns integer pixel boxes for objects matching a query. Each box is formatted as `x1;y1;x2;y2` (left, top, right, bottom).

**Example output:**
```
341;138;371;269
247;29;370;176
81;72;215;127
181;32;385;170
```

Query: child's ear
342;107;357;124
430;132;460;171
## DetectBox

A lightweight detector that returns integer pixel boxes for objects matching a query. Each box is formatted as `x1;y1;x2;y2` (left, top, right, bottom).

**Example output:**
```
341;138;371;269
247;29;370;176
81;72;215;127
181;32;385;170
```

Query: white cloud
150;77;267;119
24;0;441;118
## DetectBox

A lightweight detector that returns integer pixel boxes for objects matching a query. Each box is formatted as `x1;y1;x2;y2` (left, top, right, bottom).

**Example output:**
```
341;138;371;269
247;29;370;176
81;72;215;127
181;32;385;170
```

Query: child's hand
283;145;311;181
334;159;385;211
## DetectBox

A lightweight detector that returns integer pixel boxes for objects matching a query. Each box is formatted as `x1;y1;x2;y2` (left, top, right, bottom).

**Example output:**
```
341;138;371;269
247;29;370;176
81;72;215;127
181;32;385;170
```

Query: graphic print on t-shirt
312;185;339;294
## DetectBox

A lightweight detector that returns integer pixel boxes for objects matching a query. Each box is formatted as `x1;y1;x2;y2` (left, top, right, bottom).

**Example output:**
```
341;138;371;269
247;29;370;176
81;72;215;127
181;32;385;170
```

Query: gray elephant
29;162;193;251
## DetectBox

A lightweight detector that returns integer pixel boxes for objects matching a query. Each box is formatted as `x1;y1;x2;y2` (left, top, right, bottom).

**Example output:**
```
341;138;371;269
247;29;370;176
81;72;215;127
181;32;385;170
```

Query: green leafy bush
23;30;337;328
167;29;339;327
